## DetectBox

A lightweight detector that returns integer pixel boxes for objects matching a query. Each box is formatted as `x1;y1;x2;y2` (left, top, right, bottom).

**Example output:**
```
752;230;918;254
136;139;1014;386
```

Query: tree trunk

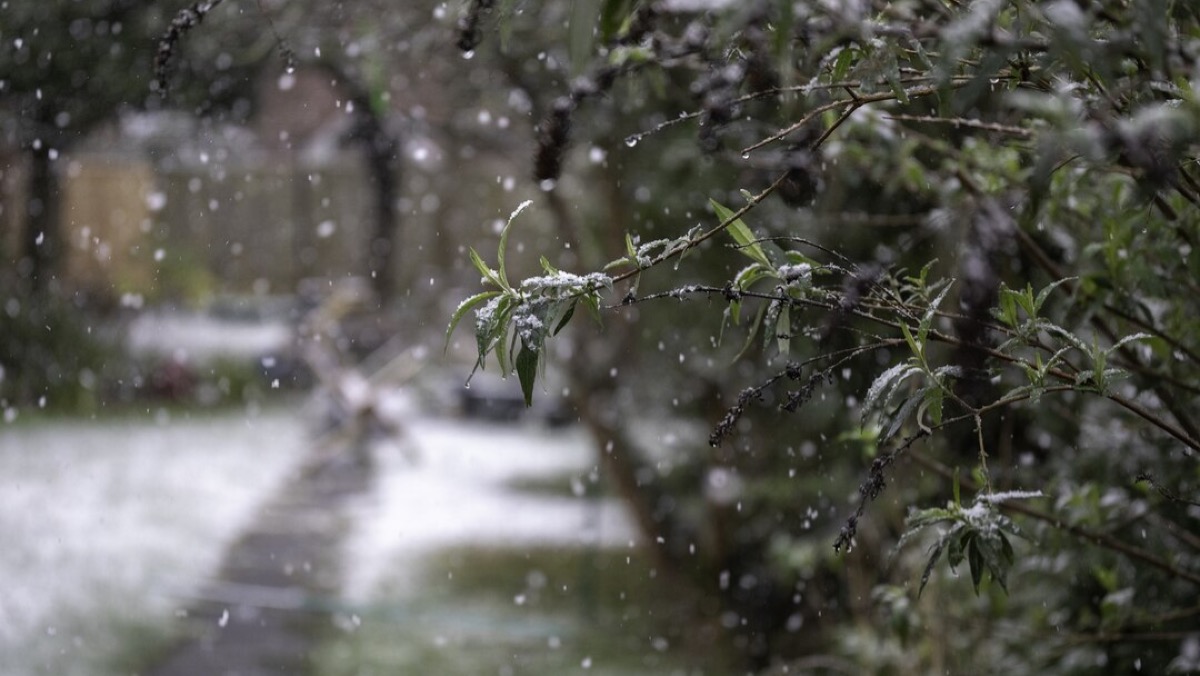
23;145;60;294
315;60;402;307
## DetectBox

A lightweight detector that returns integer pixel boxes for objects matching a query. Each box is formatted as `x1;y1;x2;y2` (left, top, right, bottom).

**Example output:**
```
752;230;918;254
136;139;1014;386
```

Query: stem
742;84;953;156
974;413;992;492
609;172;789;286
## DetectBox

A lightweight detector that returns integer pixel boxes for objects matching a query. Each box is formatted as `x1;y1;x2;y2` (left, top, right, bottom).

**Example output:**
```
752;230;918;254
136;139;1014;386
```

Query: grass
313;545;737;676
500;469;610;499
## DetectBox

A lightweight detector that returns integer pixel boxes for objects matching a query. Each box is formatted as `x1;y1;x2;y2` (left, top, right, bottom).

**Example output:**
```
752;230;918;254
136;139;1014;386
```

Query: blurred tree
156;0;1200;671
0;0;263;294
452;0;1200;672
0;0;266;410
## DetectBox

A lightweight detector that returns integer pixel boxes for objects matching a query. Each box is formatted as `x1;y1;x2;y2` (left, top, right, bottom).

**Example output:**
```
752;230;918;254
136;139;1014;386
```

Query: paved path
148;451;374;676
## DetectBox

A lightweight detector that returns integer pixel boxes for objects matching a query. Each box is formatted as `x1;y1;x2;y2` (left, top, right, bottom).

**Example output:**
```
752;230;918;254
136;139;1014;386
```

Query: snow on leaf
861;362;920;424
446;290;503;350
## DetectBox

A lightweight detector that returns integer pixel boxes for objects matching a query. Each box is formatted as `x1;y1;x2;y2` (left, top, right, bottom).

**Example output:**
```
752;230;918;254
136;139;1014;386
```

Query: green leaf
995;285;1018;327
918;534;949;598
920;282;953;345
904;506;958;530
583;293;603;325
882;390;923;443
831;47;855;83
711;199;772;268
475;295;515;370
497;199;532;290
762;300;783;354
568;0;602;74
553;302;577;335
599;0;633;41
446;291;503;350
1043;322;1089;353
1016;284;1037;320
1034;277;1076;314
734;262;773;291
948;528;972;570
777;304;791;356
496;320;513;375
1107;332;1152;355
469;247;505;289
603;256;635;271
539;255;559;275
975;535;1009;592
968;539;985;594
900;323;921;359
861;362;920;424
515;342;539;407
886;67;908;104
732;301;768;363
920;385;944;429
783;250;819;268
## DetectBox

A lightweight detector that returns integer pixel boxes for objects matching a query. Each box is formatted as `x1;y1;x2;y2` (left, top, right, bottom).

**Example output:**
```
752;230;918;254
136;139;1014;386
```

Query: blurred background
2;2;782;674
4;1;1199;675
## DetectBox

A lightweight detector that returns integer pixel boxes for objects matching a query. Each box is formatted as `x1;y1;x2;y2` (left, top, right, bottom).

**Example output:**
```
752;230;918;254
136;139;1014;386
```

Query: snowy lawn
340;417;638;602
0;407;307;676
318;419;731;675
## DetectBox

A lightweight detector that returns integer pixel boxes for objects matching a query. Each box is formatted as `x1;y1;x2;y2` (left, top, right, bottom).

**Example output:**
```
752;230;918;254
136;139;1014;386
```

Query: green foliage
444;0;1200;670
446;200;610;405
898;488;1040;597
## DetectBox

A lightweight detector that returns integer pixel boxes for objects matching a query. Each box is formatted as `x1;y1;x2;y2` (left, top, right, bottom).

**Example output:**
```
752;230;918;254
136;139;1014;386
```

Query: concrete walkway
148;451;374;676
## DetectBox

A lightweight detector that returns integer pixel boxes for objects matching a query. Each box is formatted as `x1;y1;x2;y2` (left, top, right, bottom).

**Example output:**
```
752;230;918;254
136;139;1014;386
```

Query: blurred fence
57;152;374;302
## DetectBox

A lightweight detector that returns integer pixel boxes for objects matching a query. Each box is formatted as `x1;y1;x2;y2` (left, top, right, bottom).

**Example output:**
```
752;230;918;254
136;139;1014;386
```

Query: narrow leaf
777;304;791;356
599;0;633;41
968;540;985;594
498;199;533;289
900;323;921;359
861;362;918;424
516;343;539;407
920;282;954;344
831;47;855;82
553;302;577;335
948;528;971;569
470;248;504;288
918;535;949;598
446;291;503;350
711;199;772;268
882;391;923;443
1034;277;1076;314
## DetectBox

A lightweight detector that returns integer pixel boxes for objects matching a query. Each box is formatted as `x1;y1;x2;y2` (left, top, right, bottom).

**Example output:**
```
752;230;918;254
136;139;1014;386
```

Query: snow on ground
341;416;639;601
126;310;293;362
0;389;640;674
0;408;306;676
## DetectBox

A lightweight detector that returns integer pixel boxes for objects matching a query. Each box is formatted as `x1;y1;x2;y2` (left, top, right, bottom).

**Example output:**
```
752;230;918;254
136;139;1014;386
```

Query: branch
742;83;959;156
608;172;791;286
909;449;1200;587
154;0;227;95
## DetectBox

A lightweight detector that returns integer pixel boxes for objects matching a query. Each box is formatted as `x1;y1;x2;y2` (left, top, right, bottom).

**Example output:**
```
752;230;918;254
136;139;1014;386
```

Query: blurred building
2;70;377;306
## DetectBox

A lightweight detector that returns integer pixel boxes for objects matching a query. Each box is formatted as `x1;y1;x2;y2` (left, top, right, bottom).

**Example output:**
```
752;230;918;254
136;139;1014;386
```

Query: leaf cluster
898;482;1040;598
446;201;610;405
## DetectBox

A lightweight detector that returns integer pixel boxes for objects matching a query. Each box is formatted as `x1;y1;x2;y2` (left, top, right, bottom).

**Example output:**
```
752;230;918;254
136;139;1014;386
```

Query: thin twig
884;113;1035;137
743;83;958;156
1136;472;1200;508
